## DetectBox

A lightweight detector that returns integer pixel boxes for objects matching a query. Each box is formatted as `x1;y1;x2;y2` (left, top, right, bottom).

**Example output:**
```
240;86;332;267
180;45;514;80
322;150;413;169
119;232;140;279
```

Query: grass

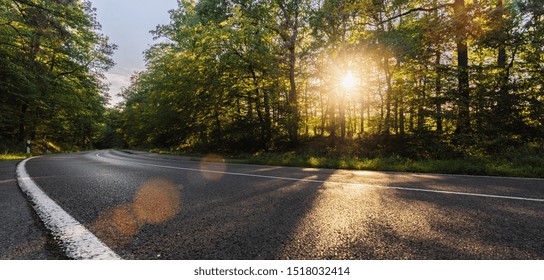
148;150;544;179
239;153;544;178
0;153;28;161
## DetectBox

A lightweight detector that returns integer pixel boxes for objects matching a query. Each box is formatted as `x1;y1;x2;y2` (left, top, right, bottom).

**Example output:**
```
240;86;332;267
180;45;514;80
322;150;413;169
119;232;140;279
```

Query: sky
89;0;179;106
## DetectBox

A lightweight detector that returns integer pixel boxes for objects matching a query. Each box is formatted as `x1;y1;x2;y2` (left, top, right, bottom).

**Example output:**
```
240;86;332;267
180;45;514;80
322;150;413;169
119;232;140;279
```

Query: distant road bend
16;150;544;259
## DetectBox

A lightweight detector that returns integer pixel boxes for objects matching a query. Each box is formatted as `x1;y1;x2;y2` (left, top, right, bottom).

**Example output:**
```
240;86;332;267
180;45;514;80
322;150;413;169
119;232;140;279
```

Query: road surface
0;161;65;259
9;150;544;259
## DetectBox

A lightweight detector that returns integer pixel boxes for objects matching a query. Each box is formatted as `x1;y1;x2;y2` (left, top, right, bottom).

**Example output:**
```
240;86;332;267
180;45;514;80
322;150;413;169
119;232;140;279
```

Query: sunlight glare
342;71;357;90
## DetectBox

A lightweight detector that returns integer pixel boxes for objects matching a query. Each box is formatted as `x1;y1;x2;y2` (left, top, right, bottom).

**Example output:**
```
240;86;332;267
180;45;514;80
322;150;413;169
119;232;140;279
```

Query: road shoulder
0;160;64;259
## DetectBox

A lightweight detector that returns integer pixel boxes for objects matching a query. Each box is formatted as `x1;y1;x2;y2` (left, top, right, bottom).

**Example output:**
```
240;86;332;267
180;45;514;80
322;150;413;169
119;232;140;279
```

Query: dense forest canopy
0;0;115;152
117;0;544;156
2;0;543;159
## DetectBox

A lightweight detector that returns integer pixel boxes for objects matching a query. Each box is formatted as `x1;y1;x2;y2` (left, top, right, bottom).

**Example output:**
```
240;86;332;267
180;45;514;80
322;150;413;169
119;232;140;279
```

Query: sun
341;71;358;90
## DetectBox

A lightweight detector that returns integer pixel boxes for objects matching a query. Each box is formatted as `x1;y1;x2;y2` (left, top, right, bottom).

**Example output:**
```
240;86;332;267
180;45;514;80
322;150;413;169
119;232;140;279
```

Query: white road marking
97;152;544;203
0;179;18;184
117;149;544;181
16;157;121;260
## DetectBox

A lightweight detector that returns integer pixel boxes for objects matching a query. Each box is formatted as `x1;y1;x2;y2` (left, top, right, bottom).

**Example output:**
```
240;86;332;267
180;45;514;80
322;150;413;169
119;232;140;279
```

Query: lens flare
134;178;181;224
199;154;227;181
93;203;141;248
92;178;182;248
342;71;357;90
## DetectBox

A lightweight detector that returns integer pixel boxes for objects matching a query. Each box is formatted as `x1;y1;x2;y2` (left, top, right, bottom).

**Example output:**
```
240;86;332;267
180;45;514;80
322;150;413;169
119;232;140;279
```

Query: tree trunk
320;94;326;136
496;0;510;130
288;46;299;144
330;96;336;137
497;0;507;69
384;57;392;135
340;95;346;138
263;89;272;143
418;76;427;131
453;0;471;137
360;100;365;135
280;0;300;145
433;0;443;134
435;50;443;134
394;94;399;134
399;96;405;135
18;103;28;143
251;68;271;146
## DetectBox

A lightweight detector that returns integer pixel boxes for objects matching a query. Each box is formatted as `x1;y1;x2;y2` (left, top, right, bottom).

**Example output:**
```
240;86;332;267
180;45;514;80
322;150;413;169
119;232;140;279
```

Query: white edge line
114;149;544;181
16;157;121;260
97;152;544;203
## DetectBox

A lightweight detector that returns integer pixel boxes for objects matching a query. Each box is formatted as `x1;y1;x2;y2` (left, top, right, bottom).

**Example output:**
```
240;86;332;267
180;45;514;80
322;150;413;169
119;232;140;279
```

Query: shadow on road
383;176;544;259
30;150;544;260
89;151;330;259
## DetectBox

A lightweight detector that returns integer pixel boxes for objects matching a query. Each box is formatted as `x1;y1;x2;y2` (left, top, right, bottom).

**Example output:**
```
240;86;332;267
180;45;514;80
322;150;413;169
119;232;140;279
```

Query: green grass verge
230;153;544;178
0;154;28;161
143;149;544;179
174;152;540;179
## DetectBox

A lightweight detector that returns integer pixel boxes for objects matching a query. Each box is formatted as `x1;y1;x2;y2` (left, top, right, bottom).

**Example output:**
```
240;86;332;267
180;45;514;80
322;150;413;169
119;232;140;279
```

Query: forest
0;0;115;152
118;0;544;158
2;0;544;173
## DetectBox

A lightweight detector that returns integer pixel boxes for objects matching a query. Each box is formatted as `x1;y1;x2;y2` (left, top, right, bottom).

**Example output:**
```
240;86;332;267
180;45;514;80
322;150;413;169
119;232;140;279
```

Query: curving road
11;150;544;259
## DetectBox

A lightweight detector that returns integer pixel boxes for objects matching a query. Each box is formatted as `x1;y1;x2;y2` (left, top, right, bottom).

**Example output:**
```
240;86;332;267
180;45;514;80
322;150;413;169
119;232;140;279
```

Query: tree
116;0;544;157
0;0;115;151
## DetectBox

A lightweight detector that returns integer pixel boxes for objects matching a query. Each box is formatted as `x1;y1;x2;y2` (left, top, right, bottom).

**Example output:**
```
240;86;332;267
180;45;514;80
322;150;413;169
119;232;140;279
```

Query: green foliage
119;0;291;151
227;145;544;178
93;108;126;149
148;140;544;178
0;0;115;152
113;0;543;175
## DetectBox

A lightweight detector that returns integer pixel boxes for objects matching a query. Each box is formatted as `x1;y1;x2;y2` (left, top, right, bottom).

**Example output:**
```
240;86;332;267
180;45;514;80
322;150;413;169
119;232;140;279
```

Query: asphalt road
11;150;544;259
0;161;64;259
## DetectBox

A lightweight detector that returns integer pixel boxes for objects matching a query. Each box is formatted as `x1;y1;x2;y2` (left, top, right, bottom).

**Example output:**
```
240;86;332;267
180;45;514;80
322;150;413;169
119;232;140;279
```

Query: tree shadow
114;163;330;259
380;178;544;259
37;150;544;259
95;153;544;259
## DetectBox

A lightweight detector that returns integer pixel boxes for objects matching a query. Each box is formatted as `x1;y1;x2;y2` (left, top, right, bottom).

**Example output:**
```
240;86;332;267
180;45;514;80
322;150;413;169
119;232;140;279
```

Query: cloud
103;67;142;107
90;0;178;107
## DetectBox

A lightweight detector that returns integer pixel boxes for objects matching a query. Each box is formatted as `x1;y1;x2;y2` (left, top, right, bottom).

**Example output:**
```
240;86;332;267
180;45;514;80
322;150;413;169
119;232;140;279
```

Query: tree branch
3;22;29;50
11;0;62;16
380;4;453;24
